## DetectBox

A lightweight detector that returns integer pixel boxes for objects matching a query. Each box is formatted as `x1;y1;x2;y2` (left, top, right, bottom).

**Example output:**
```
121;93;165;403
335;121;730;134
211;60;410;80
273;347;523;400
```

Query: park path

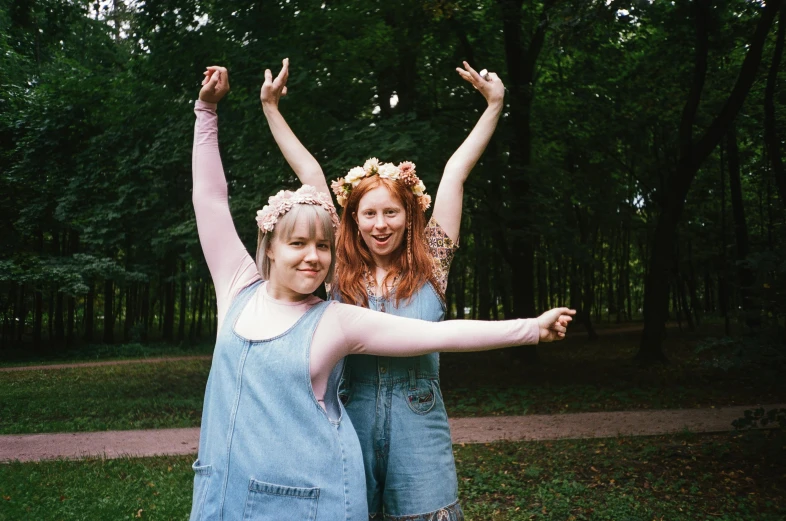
1;404;781;463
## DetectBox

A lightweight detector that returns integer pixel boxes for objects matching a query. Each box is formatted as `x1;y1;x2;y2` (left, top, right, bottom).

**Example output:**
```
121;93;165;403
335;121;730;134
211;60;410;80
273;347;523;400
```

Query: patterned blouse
424;216;459;296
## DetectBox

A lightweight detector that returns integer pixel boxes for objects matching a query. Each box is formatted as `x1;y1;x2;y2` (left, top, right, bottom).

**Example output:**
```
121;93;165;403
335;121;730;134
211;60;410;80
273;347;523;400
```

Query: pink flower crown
331;158;431;211
255;185;340;233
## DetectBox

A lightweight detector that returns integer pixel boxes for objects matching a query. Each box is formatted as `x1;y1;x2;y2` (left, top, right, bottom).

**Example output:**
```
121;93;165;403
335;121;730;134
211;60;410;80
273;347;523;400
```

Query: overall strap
222;280;263;327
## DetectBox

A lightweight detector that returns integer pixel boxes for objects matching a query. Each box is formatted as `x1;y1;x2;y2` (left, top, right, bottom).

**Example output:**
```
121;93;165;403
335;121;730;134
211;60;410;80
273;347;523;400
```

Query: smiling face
259;205;336;302
353;185;407;266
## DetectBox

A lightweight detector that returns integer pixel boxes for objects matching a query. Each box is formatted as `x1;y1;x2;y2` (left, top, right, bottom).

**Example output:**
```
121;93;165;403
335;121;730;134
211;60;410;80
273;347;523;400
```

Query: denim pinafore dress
189;281;367;521
339;282;462;518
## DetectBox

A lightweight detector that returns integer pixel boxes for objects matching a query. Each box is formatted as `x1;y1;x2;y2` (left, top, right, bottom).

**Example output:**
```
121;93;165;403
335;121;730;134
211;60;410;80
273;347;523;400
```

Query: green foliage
733;407;786;430
1;0;785;356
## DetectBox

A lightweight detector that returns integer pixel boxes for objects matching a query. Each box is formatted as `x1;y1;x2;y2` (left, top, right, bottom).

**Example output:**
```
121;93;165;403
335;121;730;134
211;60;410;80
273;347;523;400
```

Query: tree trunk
178;260;187;342
765;4;786;207
196;282;205;338
163;255;176;342
33;287;43;350
84;283;94;342
103;279;114;344
726;124;756;326
498;0;555;364
141;283;150;342
66;296;75;346
637;0;781;363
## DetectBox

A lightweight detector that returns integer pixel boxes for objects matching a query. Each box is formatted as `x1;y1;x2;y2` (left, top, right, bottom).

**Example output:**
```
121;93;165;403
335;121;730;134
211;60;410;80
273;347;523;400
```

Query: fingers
206;69;220;89
264;68;273;84
276;57;289;86
550;323;567;335
462;60;482;82
281;86;288;97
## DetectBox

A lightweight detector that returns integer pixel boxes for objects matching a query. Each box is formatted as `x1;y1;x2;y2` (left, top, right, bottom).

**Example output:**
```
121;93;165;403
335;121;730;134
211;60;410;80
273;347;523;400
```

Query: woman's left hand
200;66;230;104
456;61;504;106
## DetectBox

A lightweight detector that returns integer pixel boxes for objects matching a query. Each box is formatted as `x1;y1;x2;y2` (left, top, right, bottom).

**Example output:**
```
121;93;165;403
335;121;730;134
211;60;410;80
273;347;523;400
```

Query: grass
440;322;786;416
1;323;783;435
0;361;209;434
0;431;782;520
0;342;214;368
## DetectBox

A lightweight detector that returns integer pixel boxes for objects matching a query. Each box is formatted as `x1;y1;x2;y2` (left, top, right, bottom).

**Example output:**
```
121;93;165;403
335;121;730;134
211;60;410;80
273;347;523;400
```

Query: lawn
1;323;783;434
0;342;214;368
0;431;782;520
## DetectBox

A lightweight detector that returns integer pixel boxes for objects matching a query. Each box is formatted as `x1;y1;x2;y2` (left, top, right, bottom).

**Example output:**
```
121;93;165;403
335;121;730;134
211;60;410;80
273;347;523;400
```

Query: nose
374;214;387;230
303;244;319;262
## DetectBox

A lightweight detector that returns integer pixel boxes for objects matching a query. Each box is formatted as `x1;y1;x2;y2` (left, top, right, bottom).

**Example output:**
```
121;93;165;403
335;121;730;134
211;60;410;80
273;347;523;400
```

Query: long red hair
334;176;441;307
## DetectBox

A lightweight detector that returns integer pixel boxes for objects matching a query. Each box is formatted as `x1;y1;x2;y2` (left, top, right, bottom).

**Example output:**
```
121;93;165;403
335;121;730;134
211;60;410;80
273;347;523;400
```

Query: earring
406;218;413;265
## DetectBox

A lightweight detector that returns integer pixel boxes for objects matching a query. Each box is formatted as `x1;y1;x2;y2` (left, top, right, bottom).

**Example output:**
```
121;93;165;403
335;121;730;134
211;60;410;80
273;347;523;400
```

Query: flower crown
331;158;431;211
256;185;340;233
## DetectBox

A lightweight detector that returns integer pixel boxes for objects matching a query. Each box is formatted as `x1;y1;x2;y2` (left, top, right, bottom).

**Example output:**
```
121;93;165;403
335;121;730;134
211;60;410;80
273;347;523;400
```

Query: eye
318;243;330;250
385;209;398;216
290;240;304;246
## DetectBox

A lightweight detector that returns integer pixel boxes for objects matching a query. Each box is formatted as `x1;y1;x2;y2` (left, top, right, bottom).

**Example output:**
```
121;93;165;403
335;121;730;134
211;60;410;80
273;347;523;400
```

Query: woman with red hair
261;58;508;520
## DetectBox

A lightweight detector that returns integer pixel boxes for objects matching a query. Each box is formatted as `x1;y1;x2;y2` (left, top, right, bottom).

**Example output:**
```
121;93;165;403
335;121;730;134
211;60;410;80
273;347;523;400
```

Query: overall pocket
406;379;437;415
242;479;320;521
189;460;213;521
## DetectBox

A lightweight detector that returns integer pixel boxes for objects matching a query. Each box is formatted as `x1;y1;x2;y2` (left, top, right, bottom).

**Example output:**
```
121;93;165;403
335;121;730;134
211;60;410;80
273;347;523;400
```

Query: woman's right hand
199;66;230;104
261;58;289;110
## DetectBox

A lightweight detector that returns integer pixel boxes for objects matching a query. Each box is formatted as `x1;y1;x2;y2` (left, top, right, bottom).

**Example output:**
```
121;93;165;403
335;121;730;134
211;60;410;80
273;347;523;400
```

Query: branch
692;0;784;168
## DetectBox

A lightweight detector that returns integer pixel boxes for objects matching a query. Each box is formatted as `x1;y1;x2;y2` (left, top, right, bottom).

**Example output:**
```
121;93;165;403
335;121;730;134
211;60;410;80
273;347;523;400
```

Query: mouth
298;268;321;277
371;234;392;246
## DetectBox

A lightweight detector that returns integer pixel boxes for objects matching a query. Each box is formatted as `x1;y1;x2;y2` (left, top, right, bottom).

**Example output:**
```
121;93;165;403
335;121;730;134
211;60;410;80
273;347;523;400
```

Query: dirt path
1;404;780;463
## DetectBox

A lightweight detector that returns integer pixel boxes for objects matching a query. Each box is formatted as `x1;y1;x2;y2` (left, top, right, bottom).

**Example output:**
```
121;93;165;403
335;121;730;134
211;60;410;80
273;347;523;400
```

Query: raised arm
431;61;505;242
193;66;259;327
260;58;331;197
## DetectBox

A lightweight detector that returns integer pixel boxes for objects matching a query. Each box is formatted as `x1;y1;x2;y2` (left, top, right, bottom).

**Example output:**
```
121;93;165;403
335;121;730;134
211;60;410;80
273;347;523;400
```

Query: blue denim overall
190;281;367;521
339;282;463;520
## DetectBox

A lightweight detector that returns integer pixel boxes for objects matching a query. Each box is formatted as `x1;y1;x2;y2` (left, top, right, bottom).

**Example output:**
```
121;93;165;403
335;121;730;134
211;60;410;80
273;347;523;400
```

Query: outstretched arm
431;62;505;242
310;302;574;397
260;58;330;197
193;66;259;328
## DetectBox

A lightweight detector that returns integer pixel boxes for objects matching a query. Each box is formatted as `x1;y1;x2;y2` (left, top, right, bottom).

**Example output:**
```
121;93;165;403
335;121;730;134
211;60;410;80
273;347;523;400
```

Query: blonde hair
255;203;337;284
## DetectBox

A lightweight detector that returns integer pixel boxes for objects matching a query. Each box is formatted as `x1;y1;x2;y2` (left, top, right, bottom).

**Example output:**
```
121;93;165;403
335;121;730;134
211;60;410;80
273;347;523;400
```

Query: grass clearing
0;342;214;368
0;360;209;434
1;324;783;435
0;431;782;520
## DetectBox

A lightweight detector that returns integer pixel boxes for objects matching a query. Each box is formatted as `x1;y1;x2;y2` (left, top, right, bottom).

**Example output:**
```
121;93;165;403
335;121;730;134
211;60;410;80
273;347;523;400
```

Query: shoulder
424;216;459;253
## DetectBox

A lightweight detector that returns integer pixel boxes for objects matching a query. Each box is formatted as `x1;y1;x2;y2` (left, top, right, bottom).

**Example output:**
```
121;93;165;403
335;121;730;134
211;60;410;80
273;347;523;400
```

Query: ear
265;240;275;261
352;212;359;225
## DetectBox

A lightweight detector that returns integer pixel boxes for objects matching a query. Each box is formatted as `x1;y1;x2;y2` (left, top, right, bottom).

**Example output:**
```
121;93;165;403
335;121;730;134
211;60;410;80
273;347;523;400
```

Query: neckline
230;282;322;343
261;281;318;307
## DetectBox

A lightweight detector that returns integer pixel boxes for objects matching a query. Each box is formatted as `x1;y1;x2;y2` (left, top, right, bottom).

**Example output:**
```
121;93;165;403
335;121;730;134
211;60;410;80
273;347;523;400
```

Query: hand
536;307;576;343
199;66;230;104
261;58;289;110
456;61;504;106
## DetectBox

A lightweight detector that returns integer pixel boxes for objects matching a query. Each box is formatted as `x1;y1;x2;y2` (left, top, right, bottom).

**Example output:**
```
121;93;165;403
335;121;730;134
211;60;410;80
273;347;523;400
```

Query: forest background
2;0;785;366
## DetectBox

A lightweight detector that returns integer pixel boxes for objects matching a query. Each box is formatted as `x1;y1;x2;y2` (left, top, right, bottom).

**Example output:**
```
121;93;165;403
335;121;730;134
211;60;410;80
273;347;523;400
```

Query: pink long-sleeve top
192;100;539;400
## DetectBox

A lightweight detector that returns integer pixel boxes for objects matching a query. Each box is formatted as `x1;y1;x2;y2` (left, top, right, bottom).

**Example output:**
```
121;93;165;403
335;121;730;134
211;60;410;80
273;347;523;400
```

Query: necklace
365;267;398;313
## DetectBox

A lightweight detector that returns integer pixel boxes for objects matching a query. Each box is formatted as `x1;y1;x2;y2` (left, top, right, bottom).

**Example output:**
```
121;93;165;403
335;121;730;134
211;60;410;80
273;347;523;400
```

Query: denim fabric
190;281;367;521
339;283;461;518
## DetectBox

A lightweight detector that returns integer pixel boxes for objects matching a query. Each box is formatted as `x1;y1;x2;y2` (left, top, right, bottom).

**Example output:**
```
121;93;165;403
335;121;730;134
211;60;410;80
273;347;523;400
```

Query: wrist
262;103;280;116
486;99;504;113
